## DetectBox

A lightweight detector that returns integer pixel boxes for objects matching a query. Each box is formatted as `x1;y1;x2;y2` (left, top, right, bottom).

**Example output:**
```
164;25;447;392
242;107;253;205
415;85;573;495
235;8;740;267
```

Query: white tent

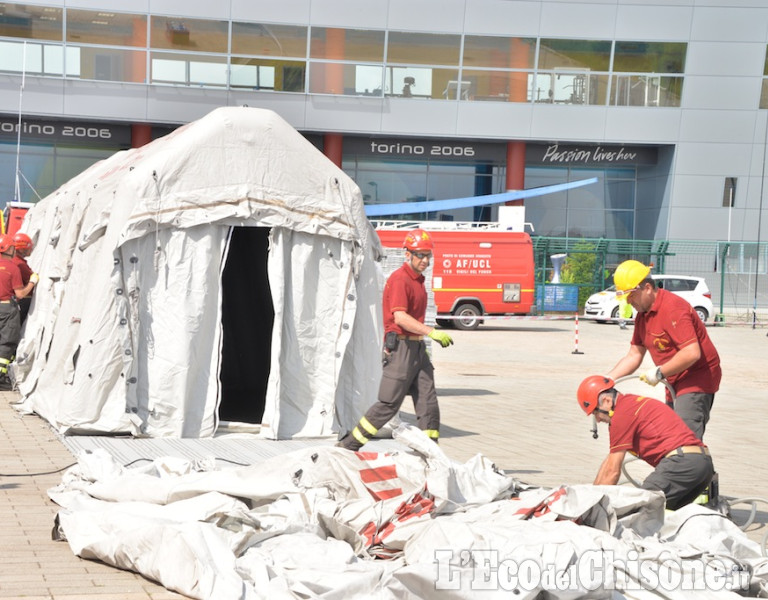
12;106;383;439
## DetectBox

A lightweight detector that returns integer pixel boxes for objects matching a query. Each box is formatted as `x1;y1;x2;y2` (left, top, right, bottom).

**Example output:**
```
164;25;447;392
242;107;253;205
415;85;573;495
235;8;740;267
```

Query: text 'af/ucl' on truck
373;221;536;330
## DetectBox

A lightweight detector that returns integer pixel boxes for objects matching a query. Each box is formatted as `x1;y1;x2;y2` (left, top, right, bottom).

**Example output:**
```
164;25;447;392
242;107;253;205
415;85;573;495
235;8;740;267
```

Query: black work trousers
642;451;714;510
0;300;20;374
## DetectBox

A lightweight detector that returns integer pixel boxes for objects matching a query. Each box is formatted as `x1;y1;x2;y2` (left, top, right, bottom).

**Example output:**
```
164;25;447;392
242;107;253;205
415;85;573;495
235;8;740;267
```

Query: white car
584;275;714;323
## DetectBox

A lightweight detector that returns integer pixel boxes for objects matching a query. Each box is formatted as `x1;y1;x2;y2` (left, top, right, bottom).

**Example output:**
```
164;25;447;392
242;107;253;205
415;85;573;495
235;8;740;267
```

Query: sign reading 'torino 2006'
0;117;131;147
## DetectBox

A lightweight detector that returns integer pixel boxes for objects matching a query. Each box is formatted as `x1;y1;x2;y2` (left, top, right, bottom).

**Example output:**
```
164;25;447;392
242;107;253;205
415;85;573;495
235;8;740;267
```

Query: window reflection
387;31;460;66
0;3;62;41
151;52;227;86
65;46;146;82
232;22;307;57
613;42;686;73
66;9;146;47
538;39;611;71
150;15;228;53
309;61;383;95
463;36;535;69
532;72;609;105
611;75;682;107
0;4;689;108
231;57;305;91
310;27;384;62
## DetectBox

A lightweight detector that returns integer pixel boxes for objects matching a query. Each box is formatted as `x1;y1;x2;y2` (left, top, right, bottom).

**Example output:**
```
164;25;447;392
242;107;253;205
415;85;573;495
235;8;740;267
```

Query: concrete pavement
0;316;766;598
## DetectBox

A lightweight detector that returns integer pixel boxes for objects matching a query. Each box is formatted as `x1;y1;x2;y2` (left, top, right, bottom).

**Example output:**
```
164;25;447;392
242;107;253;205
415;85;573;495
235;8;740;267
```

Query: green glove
428;328;454;348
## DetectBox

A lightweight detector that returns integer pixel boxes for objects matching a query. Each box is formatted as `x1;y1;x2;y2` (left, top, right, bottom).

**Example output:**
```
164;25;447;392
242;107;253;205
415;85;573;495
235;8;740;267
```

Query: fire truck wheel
436;318;453;329
453;304;481;331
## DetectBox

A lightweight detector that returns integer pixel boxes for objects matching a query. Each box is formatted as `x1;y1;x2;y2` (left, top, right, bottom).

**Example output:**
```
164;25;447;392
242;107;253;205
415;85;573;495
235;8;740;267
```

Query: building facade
1;0;767;253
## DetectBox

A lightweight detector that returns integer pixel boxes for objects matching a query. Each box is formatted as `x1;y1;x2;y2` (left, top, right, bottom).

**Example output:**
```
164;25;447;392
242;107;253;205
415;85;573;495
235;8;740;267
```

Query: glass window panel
65;45;80;76
310;27;384;62
355;64;383;95
231;57;304;91
532;72;608;105
538;39;611;71
568;209;633;238
383;66;459;99
387;31;460;66
355;168;428;208
613;41;686;73
764;47;768;76
231;22;307;57
463;35;535;69
65;46;146;82
66;9;146;47
0;38;41;72
610;75;682;107
150;16;228;53
309;61;384;95
604;178;635;210
189;59;227;86
43;43;63;74
761;79;768;109
151;55;186;83
0;3;62;41
461;68;533;102
151;53;227;86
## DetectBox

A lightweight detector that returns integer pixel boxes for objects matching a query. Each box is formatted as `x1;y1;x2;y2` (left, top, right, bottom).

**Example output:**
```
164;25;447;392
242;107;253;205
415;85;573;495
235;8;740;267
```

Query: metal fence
533;237;768;324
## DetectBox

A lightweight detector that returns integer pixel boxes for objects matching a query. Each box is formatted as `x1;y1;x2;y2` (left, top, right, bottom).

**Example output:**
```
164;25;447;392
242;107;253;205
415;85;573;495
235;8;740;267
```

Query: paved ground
0;316;766;598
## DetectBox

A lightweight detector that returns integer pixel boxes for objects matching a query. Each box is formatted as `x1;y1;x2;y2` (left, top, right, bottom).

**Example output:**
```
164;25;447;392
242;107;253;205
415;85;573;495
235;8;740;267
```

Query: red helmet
577;375;615;415
0;235;13;254
12;232;33;252
403;229;433;252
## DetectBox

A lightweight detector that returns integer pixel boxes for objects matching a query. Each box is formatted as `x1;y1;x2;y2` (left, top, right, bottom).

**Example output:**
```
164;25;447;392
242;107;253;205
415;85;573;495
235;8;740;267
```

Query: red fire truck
374;221;536;330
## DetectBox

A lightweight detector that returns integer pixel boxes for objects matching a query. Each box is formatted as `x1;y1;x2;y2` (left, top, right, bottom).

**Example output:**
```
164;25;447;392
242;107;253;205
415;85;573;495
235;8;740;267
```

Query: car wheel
453;304;481;331
436;318;453;329
610;306;620;321
695;307;708;322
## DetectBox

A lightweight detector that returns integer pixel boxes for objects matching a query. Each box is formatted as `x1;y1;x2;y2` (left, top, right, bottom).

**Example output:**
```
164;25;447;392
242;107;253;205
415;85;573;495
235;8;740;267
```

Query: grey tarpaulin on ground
49;424;768;599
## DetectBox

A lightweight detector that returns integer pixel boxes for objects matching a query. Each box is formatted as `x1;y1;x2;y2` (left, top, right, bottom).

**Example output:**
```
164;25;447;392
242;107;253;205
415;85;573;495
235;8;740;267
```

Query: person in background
618;295;633;330
12;233;34;325
0;234;38;390
337;229;454;451
578;375;714;510
605;260;721;441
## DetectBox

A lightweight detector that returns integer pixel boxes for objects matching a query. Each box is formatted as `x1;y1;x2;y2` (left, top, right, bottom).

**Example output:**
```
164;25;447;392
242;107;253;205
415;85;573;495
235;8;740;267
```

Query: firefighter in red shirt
0;234;38;390
338;229;454;451
12;233;34;325
606;260;721;441
578;375;714;510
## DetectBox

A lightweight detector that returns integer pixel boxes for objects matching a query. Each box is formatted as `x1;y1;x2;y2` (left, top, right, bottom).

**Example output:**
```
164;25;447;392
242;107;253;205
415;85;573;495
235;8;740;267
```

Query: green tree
559;242;598;308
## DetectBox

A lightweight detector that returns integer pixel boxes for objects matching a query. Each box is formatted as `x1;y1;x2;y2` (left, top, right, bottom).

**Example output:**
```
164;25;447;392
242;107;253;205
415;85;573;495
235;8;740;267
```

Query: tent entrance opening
219;227;274;424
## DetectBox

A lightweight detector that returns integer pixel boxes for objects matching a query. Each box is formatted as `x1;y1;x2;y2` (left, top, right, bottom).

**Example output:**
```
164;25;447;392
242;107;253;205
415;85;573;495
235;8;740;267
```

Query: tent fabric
49;424;768;599
12;106;383;438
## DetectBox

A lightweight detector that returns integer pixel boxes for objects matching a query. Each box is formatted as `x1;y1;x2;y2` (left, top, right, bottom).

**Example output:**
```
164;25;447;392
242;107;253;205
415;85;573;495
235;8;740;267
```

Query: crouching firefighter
578;375;714;510
337;229;454;452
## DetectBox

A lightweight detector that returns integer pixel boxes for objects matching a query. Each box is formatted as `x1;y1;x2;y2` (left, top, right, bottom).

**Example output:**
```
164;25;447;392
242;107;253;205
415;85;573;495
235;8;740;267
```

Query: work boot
0;374;13;391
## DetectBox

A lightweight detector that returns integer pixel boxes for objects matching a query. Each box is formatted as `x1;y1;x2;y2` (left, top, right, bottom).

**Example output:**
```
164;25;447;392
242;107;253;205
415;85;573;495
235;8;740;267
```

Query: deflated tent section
48;426;768;599
13;106;383;438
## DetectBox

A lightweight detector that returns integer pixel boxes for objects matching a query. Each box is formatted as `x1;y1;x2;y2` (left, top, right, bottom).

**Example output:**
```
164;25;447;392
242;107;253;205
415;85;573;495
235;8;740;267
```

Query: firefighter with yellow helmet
605;260;721;441
577;374;714;510
337;229;453;451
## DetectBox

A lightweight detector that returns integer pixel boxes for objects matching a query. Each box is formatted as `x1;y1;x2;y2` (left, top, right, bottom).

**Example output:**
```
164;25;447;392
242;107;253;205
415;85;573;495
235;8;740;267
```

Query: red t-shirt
382;262;427;336
609;393;704;467
0;257;23;301
631;288;721;395
12;255;32;286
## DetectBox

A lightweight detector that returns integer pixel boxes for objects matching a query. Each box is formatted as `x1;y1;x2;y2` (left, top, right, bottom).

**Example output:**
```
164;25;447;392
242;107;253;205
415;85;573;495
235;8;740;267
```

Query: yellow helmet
613;260;651;294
